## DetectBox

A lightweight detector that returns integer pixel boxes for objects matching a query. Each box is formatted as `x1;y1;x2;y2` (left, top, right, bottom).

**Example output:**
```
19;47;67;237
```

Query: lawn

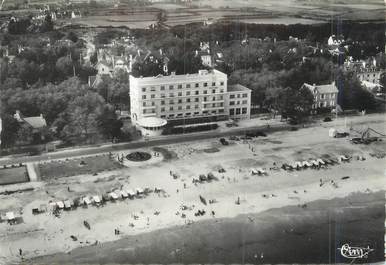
0;166;29;185
37;155;125;180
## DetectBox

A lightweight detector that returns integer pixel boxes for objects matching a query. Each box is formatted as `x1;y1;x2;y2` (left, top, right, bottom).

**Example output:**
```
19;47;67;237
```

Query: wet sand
30;190;385;264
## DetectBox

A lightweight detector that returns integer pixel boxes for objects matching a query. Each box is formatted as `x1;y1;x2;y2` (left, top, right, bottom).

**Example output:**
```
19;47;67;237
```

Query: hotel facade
129;69;251;127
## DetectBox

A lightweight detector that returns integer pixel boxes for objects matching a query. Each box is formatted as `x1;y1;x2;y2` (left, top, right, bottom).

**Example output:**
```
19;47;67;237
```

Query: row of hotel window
143;97;225;106
141;91;248;100
230;108;248;115
141;89;226;99
143;99;248;107
143;103;224;113
159;110;225;119
141;81;225;92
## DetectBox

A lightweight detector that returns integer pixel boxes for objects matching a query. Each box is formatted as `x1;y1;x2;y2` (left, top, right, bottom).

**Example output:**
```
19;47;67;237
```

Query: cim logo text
338;243;374;259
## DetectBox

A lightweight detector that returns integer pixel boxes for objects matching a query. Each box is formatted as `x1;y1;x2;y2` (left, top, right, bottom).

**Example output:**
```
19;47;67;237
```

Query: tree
66;31;78;43
168;53;203;75
277;86;314;122
131;61;163;78
97;104;123;140
0;114;20;148
156;11;167;26
61;92;106;143
90;51;98;65
336;70;377;111
264;86;282;117
380;72;386;89
56;56;74;78
40;13;54;33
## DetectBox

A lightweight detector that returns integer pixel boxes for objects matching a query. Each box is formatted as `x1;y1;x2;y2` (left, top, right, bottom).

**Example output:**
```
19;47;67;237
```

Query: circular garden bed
126;151;152;162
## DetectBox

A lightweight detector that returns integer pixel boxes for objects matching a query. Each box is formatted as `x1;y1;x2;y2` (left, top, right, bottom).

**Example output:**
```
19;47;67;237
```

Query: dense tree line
7;13;54;35
0;31;96;89
171;21;384;49
0;77;122;148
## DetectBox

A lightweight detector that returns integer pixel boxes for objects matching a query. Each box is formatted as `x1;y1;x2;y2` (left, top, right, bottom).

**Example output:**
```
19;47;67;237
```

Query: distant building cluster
343;56;384;94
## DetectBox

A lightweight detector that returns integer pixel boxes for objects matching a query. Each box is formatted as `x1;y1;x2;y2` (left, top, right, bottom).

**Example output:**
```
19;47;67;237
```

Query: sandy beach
31;191;385;264
0;115;385;264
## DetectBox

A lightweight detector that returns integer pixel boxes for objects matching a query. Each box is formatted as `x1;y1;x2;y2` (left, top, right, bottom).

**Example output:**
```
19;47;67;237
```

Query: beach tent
127;189;136;198
120;190;128;198
48;202;57;211
329;128;337;138
136;188;144;195
109;192;119;200
5;212;15;221
339;155;350;162
256;168;267;175
92;195;101;204
63;200;73;209
316;158;326;165
56;201;65;209
251;168;259;175
82;197;92;205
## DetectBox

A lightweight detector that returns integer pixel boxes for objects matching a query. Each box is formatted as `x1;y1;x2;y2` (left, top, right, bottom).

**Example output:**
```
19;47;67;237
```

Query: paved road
0;123;289;166
1;113;384;166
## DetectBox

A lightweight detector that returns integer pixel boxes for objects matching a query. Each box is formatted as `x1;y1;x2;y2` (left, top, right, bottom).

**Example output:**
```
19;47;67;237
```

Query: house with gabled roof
301;82;339;114
14;110;47;144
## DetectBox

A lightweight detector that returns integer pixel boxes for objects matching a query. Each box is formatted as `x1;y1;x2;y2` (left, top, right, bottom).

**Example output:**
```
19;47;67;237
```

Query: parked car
219;138;229;145
245;131;267;137
288;119;298;125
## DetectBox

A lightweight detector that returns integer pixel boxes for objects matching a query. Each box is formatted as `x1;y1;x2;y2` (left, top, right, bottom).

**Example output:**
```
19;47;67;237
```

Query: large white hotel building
129;69;251;135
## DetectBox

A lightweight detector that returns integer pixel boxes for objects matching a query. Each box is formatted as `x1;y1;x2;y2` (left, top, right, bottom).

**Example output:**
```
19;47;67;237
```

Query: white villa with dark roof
301;82;339;114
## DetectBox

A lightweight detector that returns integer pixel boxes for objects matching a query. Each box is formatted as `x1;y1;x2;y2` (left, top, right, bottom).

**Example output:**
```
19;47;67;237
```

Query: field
0;166;29;185
3;0;384;29
36;155;125;180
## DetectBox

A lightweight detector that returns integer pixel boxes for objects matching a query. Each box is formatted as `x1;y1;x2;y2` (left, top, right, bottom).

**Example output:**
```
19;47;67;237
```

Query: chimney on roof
195;50;198;56
14;110;22;122
159;48;162;56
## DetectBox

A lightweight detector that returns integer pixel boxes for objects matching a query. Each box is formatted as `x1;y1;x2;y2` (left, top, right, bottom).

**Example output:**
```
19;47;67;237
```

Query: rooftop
23;116;47;129
137;117;167;128
228;84;251;92
303;83;338;94
130;69;226;82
